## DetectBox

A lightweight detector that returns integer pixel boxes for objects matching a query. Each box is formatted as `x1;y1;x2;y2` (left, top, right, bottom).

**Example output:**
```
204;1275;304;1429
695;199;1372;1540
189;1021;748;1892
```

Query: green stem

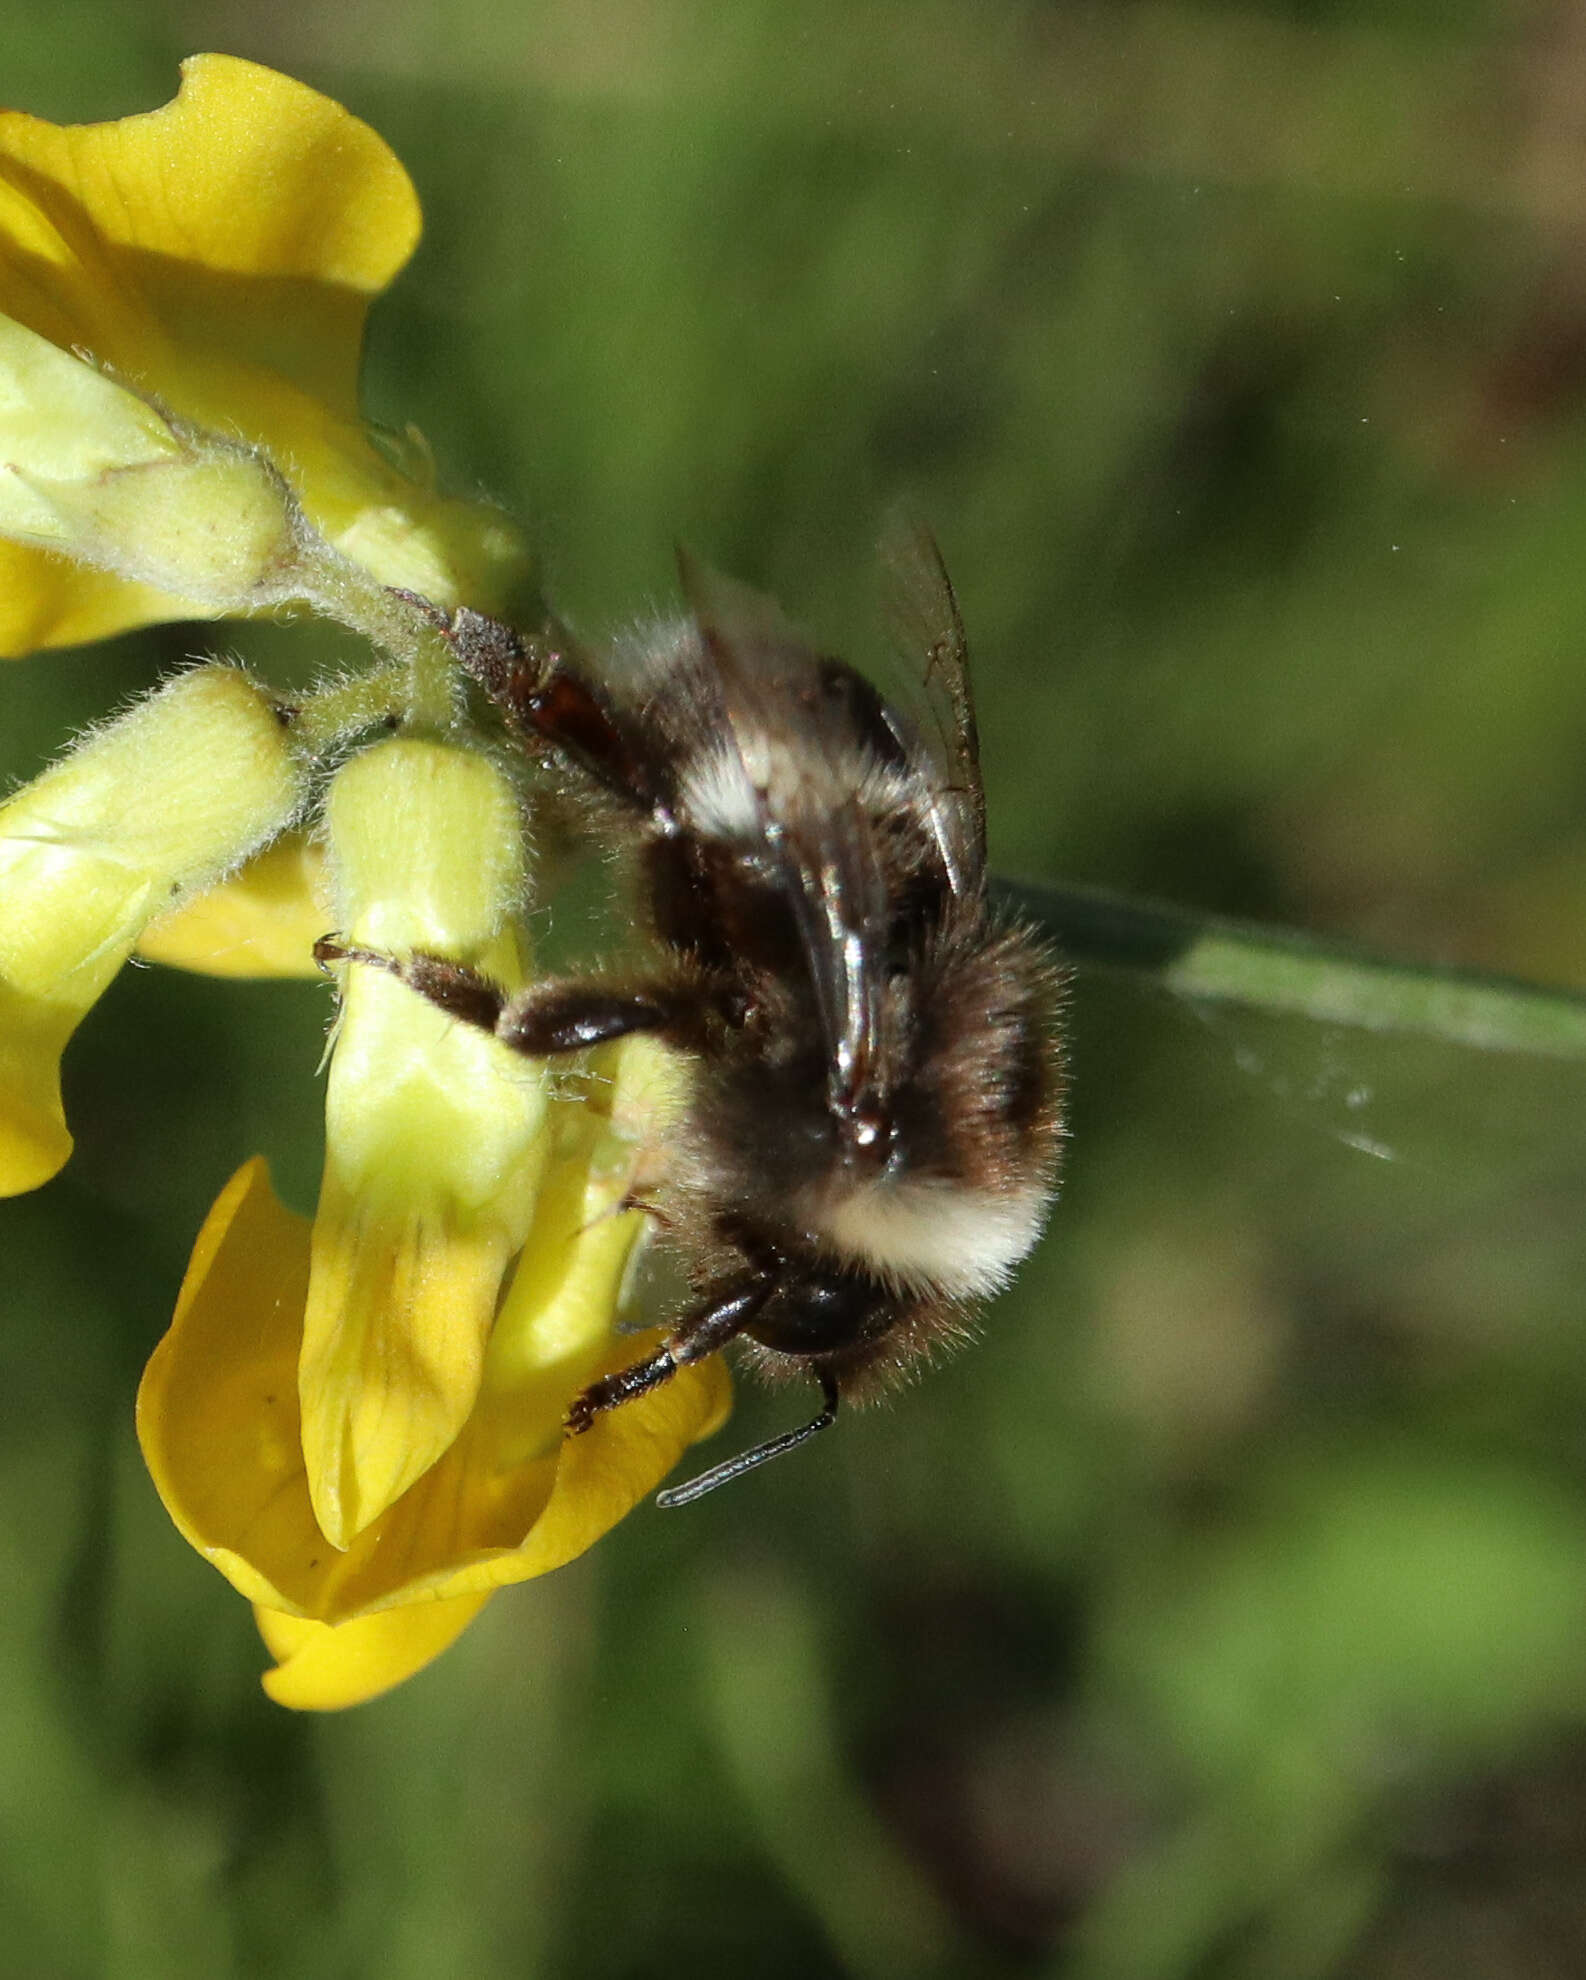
297;557;457;732
997;877;1586;1062
287;663;408;752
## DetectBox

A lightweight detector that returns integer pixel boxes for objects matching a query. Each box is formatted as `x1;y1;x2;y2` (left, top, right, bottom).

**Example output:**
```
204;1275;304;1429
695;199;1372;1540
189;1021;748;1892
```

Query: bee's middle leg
565;1274;773;1433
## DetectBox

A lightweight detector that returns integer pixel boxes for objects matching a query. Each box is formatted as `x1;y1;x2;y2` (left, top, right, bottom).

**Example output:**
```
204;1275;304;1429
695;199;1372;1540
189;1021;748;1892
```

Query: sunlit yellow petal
136;1158;315;1611
0;55;527;651
139;1093;730;1644
0;52;417;413
0;667;304;1193
302;1116;541;1553
137;833;327;978
0;986;78;1194
302;740;545;1547
255;1593;491;1711
457;1323;735;1597
0;541;194;650
138;1023;731;1715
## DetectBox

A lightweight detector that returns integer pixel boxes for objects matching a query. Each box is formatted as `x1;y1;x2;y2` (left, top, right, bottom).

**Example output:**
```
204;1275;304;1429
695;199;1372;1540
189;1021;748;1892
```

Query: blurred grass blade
699;1561;965;1980
1000;878;1586;1062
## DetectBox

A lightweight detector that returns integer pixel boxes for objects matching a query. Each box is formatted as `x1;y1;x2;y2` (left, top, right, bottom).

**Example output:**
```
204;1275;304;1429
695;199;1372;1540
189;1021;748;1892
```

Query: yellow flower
0;665;304;1194
0;57;735;1708
134;731;728;1707
138;1070;729;1711
0;52;527;650
123;733;738;1710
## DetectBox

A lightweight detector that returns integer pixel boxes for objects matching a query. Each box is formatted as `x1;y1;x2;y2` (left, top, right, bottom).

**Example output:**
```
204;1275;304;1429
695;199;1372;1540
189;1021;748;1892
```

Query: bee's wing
676;549;893;1111
875;512;988;894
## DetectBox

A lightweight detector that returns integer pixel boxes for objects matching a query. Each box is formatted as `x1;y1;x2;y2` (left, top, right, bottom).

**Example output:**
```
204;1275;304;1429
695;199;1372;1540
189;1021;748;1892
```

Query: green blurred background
12;1;1586;1974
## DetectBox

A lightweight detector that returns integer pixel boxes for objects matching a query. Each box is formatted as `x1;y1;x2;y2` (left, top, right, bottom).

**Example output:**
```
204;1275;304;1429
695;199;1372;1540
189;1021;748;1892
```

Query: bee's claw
386;585;453;634
314;935;395;975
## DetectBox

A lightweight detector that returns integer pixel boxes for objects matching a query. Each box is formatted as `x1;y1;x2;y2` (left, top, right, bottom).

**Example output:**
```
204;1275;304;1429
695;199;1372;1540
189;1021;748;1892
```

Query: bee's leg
440;607;671;818
495;982;706;1055
564;1276;773;1434
314;937;703;1055
315;939;509;1034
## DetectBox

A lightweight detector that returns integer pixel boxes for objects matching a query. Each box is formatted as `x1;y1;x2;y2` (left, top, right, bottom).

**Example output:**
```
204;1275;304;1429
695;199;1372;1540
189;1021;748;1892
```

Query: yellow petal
300;1097;544;1553
0;541;196;651
0;53;417;414
0;984;79;1193
138;1133;729;1644
0;55;526;651
302;740;545;1546
255;1593;491;1711
137;833;327;978
0;666;304;1193
137;1157;315;1614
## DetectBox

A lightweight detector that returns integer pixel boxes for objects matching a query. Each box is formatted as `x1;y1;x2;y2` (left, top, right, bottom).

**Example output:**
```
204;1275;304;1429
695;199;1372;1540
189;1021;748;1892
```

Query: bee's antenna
654;1376;840;1509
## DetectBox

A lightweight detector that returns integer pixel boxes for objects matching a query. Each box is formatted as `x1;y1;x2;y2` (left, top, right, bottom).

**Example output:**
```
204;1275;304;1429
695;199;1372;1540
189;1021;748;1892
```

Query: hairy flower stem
285;666;409;753
296;561;460;732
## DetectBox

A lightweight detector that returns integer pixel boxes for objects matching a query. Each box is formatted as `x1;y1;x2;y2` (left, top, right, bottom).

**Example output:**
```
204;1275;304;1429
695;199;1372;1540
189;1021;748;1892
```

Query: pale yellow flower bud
302;738;547;1549
332;499;527;614
0;315;317;615
0;666;306;1192
39;443;307;610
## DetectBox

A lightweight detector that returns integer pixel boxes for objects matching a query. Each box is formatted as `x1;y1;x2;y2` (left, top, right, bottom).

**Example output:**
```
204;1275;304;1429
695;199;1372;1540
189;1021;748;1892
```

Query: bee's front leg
314;938;702;1055
441;607;670;817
